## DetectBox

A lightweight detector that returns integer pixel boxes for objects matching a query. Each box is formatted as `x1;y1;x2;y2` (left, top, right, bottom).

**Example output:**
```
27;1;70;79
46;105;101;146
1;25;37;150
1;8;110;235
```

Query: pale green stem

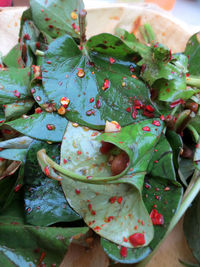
186;75;200;88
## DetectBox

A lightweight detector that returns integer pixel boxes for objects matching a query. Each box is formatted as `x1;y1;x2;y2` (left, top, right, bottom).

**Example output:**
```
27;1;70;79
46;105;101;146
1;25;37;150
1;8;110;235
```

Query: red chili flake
107;216;114;222
153;42;159;48
36;96;41;101
88;203;92;211
154;160;158;163
39;252;46;264
129;233;145;247
72;23;76;30
143;110;154;118
117;196;123;204
91;210;96;216
77;150;82;155
142;126;150;132
31;88;35;94
160;114;165;121
45;17;51;21
93;226;101;232
145;183;150;189
141;64;146;73
109;57;115;64
36;42;40;49
130;65;135;73
90;97;94;103
134;100;143;109
86;109;95;116
103;79;110;90
41;9;44;12
14;184;21;192
44;166;50;176
24;34;31;40
150;209;164;225
152;120;161;126
166;88;170;93
126;107;131;113
46;61;51;64
46;124;55;130
145;105;154;112
186;73;190;77
14;90;20;98
170;99;185;108
96;99;101;109
164;187;170;191
35;107;42;114
86;176;93;180
48;24;54;29
155;195;161;200
75;189;80;195
63;159;67;164
0;120;5;124
109;196;117;204
120;247;127;258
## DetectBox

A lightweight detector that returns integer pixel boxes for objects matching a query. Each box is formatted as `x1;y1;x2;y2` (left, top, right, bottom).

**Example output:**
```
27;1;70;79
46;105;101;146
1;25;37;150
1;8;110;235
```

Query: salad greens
0;0;200;266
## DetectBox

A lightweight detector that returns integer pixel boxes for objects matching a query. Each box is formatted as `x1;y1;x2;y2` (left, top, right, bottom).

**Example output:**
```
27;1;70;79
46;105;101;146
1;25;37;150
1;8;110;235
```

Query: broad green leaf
185;32;200;76
184;193;200;264
31;81;49;107
0;136;33;149
6;111;68;142
178;158;194;186
4;98;35;120
153;77;198;102
147;135;176;180
30;0;84;39
24;140;80;226
38;119;164;248
0;224;88;267
3;44;24;68
166;130;183;169
0;68;31;104
101;238;151;264
0;149;27;163
42;34;157;129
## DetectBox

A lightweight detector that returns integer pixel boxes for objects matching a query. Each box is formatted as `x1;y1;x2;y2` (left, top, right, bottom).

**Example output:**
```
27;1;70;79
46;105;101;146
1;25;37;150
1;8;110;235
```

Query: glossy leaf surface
42;34;156;129
24;140;80;226
6;112;68;142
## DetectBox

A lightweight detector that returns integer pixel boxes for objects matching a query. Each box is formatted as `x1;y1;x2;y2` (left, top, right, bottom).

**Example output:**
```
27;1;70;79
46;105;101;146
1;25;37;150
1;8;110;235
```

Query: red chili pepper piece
150;209;164;225
129;233;145;247
142;126;150;132
170;99;185;108
120;246;127;258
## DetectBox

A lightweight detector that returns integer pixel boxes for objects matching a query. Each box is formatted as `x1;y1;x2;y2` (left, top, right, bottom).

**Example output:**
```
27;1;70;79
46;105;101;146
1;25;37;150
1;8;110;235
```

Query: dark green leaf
184;193;200;264
30;0;84;39
4;98;35;120
0;68;31;104
0;136;33;149
6;111;68;142
42;34;156;129
24;140;80;226
0;149;27;163
38;119;165;248
185;32;200;76
178;158;194;186
3;44;24;68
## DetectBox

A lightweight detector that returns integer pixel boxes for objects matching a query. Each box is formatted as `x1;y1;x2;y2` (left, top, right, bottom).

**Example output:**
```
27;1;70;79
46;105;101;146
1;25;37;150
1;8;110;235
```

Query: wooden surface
0;4;199;267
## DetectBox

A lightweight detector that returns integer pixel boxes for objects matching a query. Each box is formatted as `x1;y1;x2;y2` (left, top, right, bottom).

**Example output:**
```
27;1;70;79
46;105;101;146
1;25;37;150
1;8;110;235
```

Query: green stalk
35;50;44;57
186;75;200;88
37;149;145;184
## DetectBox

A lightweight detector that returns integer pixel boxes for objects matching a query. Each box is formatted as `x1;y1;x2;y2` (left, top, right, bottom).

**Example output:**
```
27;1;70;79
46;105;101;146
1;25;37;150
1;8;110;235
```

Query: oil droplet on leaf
77;69;85;78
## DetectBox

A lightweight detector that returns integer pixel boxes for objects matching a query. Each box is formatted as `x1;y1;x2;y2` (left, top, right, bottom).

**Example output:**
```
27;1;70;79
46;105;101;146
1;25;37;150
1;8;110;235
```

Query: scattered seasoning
44;166;50;176
150;209;164;225
90;97;94;103
14;184;21;192
58;106;66;115
164;187;170;191
46;124;56;130
77;150;82;155
109;57;115;64
129;233;145;247
102;79;110;91
77;69;85;78
152;120;161;126
75;189;80;195
170;98;185;108
60;97;70;108
109;196;117;204
71;11;77;20
107;216;114;222
120;247;127;258
142;126;150;132
35;107;43;114
117;197;123;204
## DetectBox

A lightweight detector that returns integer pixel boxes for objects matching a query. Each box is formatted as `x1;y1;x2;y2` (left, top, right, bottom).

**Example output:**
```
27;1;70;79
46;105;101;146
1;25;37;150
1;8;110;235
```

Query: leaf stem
35;50;45;57
186;75;200;88
79;9;87;46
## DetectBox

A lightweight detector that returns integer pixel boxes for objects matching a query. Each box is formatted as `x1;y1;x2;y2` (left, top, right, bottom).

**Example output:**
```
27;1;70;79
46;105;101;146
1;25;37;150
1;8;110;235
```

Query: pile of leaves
0;0;200;266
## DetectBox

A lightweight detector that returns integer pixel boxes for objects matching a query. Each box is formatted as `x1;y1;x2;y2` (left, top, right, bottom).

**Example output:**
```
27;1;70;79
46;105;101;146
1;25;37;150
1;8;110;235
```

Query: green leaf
38;119;165;248
184;193;200;264
185;32;200;76
24;140;80;226
101;238;151;264
178;158;194;186
42;34;156;129
4;98;35;120
3;44;24;68
6;111;68;142
0;149;27;163
30;0;84;39
0;68;31;104
0;136;33;149
147;134;176;180
21;20;40;54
